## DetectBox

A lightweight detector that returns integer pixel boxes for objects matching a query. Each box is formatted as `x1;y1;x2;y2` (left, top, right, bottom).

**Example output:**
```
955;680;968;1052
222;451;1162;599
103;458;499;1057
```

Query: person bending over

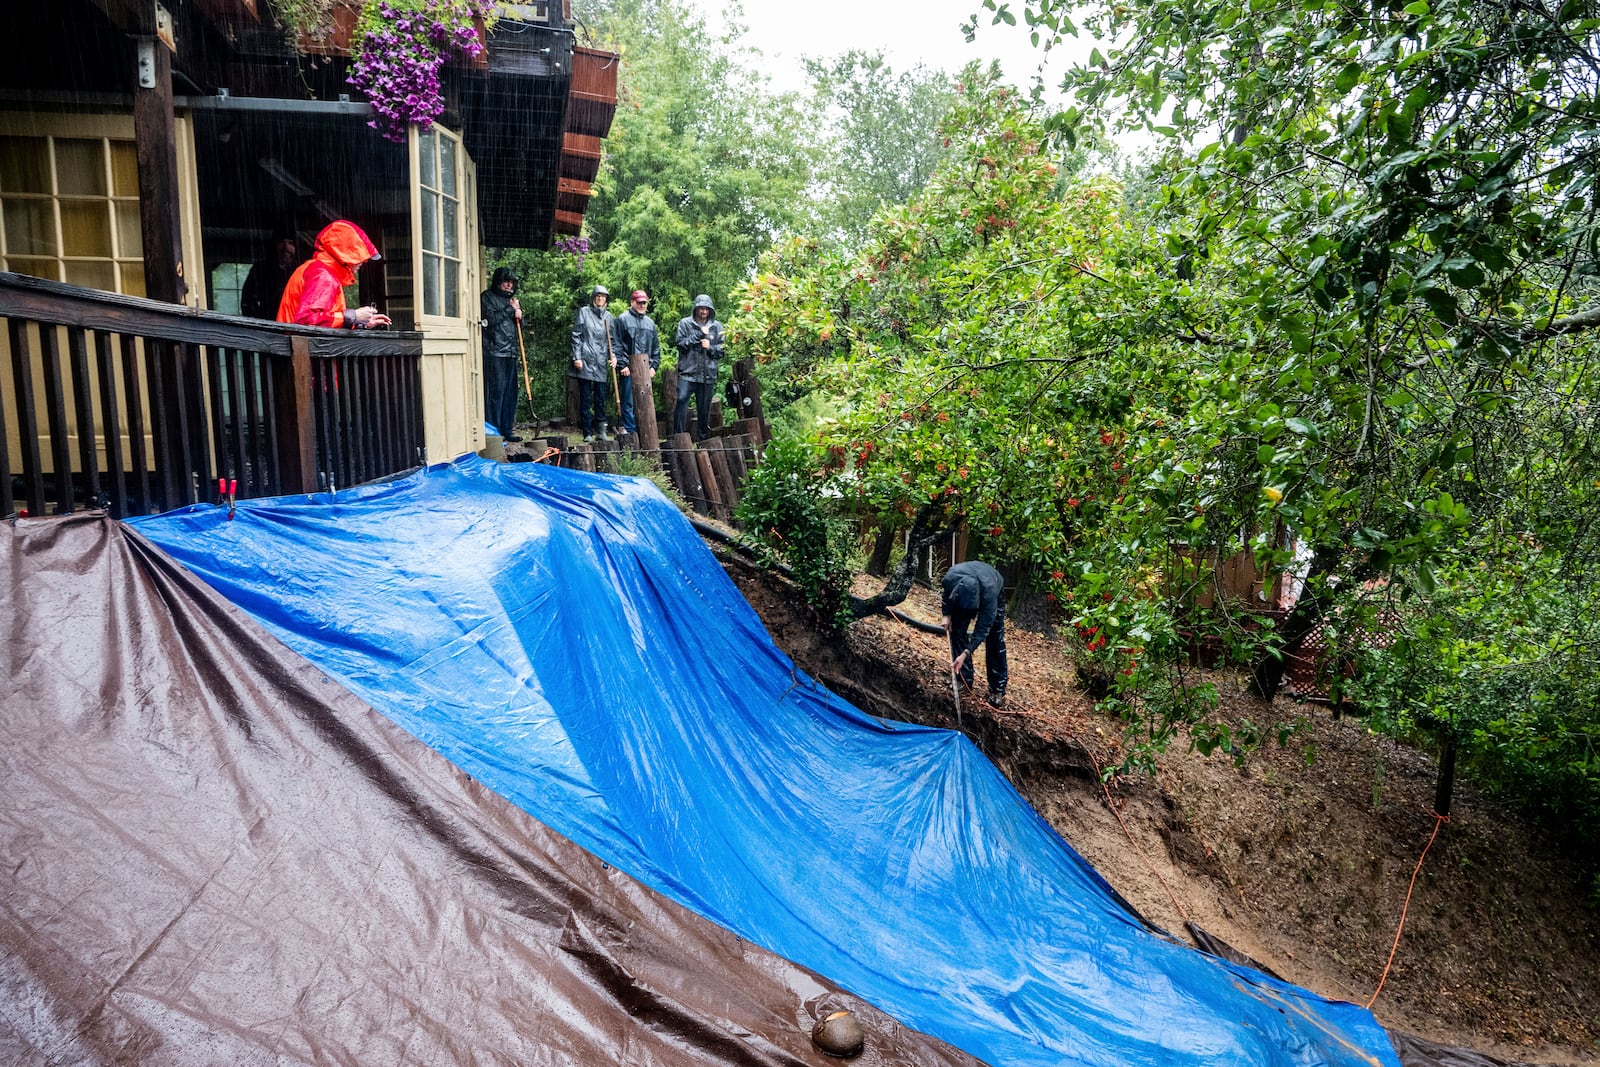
940;560;1009;707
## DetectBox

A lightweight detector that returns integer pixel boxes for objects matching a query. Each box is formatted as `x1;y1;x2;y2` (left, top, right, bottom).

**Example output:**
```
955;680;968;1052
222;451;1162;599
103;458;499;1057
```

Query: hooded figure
481;266;522;440
672;294;725;440
276;220;388;329
569;285;623;440
241;227;299;320
939;560;1009;706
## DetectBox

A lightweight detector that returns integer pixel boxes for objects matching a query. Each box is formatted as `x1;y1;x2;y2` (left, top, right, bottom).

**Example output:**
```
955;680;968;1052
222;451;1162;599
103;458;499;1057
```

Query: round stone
811;1010;865;1058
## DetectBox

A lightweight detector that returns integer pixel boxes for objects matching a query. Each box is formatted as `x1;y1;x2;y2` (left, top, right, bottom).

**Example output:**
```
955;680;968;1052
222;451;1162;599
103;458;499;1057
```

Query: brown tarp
1;513;981;1067
1389;1031;1549;1067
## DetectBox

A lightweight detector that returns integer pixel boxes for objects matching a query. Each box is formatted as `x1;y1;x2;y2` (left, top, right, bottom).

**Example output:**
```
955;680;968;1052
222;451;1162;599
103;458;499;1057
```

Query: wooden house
0;0;618;517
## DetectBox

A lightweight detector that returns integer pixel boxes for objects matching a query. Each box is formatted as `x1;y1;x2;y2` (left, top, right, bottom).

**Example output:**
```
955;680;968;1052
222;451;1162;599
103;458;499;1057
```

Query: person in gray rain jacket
672;294;725;441
613;289;660;435
570;284;623;441
480;266;522;442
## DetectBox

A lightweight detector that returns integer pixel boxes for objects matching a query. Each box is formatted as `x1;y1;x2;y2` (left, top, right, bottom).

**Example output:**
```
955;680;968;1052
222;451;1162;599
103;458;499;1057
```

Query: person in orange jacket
276;220;392;329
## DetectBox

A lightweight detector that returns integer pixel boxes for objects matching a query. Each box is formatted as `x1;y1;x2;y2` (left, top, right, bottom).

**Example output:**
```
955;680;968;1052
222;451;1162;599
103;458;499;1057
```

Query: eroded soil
721;553;1600;1066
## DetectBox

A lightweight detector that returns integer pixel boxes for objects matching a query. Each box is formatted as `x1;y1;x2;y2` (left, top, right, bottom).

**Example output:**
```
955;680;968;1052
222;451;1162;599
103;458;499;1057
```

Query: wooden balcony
1;272;425;519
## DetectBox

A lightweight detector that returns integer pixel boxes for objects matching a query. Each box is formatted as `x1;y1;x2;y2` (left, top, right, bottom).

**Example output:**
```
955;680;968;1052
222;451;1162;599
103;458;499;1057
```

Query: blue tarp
132;456;1400;1067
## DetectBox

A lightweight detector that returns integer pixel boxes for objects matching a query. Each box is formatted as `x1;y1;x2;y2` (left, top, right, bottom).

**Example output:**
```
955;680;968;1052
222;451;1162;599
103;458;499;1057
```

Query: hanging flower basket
275;0;492;142
347;0;494;142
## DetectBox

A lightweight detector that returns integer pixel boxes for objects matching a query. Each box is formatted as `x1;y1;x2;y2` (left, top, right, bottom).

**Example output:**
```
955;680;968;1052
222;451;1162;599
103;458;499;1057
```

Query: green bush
735;437;854;630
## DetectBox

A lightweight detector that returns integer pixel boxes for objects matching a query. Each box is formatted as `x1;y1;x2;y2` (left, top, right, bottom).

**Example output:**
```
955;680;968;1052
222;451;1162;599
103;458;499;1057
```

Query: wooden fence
533;357;769;525
1;272;424;519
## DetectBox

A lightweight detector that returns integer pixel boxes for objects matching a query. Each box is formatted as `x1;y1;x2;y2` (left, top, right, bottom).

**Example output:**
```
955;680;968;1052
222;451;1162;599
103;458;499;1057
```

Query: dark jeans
484;355;517;438
674;377;714;440
617;369;636;433
578;378;608;435
948;601;1008;697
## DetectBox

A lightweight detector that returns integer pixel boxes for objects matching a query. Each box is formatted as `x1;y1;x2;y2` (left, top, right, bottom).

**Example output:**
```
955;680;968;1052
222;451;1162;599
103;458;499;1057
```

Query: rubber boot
598;422;611;442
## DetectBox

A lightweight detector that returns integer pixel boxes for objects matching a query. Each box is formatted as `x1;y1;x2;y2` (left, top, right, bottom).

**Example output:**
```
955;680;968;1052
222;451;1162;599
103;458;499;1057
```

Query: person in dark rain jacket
480;266;522;441
570;284;623;441
940;560;1009;707
613;289;661;435
672;294;724;441
241;230;299;320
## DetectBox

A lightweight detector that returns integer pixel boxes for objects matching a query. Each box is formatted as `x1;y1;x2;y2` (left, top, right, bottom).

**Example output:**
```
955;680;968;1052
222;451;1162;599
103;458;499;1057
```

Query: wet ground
721;553;1600;1066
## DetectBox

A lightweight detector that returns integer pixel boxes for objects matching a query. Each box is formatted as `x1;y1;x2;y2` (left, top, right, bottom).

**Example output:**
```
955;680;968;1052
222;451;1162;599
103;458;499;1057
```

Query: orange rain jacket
276;221;380;328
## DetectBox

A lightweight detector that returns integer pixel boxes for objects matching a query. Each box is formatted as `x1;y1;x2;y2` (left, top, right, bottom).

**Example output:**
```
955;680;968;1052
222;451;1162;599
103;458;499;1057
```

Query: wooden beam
273;335;318;494
133;36;187;304
88;0;154;34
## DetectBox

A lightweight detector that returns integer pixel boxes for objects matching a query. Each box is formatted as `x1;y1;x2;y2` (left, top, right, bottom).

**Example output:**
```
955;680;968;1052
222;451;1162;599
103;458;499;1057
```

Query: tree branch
1523;304;1600;341
847;502;959;619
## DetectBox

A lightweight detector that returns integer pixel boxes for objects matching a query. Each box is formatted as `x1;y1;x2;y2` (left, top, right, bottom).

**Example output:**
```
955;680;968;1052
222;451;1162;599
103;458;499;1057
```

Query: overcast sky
693;0;1089;97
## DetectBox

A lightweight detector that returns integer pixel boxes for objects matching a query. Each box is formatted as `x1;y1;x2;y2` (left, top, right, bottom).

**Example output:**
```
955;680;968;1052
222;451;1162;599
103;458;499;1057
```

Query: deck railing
1;272;424;519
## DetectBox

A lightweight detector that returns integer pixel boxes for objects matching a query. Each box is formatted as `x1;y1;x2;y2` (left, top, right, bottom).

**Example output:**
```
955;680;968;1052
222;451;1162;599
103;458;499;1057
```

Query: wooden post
695;445;727;523
708;439;739;516
733;418;764;463
629;352;660;453
729;358;763;421
726;428;748;489
133;37;186;305
667;431;705;513
594;437;616;473
708;395;724;432
273;336;317;493
660;366;678;435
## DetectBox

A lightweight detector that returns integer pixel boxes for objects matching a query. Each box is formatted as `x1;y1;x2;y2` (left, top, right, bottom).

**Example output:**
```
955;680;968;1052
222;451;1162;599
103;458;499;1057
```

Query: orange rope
537;447;561;463
1365;809;1449;1008
1089;751;1191;923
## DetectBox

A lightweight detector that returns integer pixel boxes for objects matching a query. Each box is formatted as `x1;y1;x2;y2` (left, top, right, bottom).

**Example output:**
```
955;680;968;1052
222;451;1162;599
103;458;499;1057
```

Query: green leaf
1418;286;1459;323
1447;261;1486;288
1416;561;1437;594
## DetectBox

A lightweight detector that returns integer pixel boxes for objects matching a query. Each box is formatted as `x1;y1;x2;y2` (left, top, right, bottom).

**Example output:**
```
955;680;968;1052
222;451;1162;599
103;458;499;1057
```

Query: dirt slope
722;555;1600;1067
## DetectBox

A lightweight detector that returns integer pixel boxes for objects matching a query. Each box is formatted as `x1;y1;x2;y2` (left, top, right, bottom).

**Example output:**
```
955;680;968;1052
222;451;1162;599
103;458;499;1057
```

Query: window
416;126;462;319
0;135;145;295
210;262;251;316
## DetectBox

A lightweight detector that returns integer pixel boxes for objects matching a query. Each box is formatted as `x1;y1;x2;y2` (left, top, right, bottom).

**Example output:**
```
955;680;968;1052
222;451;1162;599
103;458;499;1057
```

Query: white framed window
0;134;146;296
414;125;464;320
